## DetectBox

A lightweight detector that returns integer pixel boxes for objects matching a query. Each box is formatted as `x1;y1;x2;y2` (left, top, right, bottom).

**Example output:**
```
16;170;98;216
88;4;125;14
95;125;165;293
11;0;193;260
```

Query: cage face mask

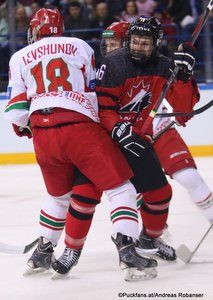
126;16;163;63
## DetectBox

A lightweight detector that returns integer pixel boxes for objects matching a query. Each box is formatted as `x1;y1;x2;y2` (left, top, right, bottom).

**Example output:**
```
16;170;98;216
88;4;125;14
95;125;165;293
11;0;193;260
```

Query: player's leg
122;147;176;261
52;169;102;276
25;192;71;274
25;126;74;274
154;128;213;223
53;122;157;280
38;192;70;245
173;169;213;222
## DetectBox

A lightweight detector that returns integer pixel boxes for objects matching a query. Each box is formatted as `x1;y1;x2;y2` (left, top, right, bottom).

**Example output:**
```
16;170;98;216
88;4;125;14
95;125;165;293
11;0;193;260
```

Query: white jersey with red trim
4;36;99;126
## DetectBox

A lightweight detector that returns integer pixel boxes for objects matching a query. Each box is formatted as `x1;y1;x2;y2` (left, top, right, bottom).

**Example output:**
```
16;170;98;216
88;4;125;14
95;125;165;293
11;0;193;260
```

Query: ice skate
23;237;55;276
51;247;82;279
112;232;157;281
137;230;177;261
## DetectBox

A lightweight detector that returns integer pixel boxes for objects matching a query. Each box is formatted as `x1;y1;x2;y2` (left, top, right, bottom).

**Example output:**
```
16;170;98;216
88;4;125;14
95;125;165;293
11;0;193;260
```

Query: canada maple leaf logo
119;80;152;113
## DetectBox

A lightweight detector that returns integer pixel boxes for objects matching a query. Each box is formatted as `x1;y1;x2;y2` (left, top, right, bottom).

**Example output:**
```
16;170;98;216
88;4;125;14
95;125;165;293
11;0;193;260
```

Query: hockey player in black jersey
96;16;199;261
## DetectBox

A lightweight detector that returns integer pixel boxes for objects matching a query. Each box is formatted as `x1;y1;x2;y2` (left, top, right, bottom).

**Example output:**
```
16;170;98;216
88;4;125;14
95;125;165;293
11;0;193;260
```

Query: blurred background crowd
0;0;212;91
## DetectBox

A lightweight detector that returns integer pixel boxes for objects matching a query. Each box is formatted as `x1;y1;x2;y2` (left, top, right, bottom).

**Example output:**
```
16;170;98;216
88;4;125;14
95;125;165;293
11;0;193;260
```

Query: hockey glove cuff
111;122;152;157
12;124;32;139
174;42;196;82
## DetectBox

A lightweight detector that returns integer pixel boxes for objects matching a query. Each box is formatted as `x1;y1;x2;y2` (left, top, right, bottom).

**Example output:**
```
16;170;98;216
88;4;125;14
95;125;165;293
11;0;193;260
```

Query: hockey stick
153;120;176;141
155;99;213;118
0;238;39;254
153;99;213;141
140;0;213;134
176;223;213;263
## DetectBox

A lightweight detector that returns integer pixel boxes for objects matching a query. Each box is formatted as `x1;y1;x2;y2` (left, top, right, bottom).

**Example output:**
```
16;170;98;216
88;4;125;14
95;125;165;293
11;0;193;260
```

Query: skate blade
51;270;69;280
120;263;157;282
23;266;48;276
23;260;49;276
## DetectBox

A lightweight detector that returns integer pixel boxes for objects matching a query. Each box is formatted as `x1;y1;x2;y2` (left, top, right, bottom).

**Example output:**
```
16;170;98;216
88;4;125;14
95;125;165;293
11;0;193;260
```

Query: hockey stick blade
0;238;39;254
176;224;213;263
176;244;193;263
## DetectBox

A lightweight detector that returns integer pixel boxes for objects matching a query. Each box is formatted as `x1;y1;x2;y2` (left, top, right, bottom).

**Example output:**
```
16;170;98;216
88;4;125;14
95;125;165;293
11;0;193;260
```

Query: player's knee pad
173;168;211;203
41;192;71;217
69;183;101;220
104;181;139;239
141;183;172;213
48;192;71;207
104;180;137;207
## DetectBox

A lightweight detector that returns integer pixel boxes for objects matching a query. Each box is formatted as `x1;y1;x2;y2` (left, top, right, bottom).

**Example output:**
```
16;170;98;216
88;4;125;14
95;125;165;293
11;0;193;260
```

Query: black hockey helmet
126;16;163;63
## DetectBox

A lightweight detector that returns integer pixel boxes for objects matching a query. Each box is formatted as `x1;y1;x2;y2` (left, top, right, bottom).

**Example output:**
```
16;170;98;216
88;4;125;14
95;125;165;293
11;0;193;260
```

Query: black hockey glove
174;42;196;82
111;122;152;157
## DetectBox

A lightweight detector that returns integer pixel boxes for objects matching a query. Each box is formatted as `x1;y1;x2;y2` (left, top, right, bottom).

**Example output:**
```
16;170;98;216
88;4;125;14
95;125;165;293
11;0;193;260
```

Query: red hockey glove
12;124;32;139
174;42;196;82
175;115;192;127
111;122;152;157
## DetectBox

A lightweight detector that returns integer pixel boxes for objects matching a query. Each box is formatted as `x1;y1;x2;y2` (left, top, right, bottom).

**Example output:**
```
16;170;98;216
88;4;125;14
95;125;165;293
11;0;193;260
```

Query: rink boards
0;84;212;164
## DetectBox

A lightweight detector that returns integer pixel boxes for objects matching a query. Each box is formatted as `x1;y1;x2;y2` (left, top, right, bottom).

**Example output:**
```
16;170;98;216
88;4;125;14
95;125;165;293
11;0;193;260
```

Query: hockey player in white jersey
4;8;157;281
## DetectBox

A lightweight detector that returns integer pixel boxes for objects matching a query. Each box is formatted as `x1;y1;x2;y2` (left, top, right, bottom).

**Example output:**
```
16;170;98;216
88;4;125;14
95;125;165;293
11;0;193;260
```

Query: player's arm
166;42;200;115
81;41;96;92
95;56;123;132
4;54;30;128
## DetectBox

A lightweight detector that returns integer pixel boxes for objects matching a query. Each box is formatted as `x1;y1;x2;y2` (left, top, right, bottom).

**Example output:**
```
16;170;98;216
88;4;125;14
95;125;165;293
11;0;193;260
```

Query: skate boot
52;247;82;279
23;237;55;276
112;232;158;281
137;230;177;261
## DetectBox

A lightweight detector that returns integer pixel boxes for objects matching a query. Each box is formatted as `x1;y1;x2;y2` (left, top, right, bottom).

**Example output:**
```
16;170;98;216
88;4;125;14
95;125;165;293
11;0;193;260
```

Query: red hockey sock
65;183;101;249
139;183;172;238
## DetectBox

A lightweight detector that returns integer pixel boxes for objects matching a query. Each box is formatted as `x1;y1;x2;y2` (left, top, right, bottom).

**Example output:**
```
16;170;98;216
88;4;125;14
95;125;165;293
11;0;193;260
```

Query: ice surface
0;158;213;300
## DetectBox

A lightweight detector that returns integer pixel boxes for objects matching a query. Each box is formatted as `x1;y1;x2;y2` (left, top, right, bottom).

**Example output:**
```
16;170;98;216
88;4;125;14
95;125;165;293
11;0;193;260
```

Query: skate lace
58;247;80;268
156;238;174;257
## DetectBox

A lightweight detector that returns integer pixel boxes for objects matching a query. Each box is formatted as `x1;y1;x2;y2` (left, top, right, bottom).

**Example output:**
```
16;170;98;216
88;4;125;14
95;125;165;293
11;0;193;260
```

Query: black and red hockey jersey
96;48;200;135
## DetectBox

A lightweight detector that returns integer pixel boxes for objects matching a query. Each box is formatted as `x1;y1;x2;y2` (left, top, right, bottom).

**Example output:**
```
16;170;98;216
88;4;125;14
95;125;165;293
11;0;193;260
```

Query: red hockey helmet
101;21;129;56
102;21;129;40
27;8;64;44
